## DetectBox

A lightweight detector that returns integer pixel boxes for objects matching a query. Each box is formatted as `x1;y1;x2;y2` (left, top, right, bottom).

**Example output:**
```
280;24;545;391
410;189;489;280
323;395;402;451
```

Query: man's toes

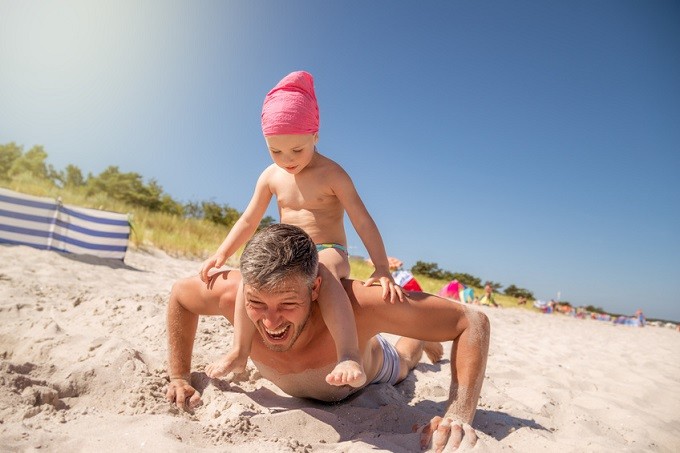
424;342;444;363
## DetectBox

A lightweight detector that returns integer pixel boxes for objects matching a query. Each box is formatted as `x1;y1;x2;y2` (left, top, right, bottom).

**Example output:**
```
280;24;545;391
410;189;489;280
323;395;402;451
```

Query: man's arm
166;272;239;409
346;280;490;446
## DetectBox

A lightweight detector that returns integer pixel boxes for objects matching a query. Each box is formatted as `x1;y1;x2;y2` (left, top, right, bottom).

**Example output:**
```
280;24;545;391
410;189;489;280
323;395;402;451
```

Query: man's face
244;276;321;352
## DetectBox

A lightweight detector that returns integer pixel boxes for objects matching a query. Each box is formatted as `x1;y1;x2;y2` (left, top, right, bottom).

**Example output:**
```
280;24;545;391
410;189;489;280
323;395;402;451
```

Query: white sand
1;245;679;452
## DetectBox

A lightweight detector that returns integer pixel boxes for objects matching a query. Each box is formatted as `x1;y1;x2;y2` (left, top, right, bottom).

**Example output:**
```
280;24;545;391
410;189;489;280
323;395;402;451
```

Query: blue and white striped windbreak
0;187;130;260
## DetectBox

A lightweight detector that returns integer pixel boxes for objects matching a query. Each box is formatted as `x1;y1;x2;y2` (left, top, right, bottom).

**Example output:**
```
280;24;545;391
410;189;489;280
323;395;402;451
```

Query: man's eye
271;150;281;154
292;149;302;153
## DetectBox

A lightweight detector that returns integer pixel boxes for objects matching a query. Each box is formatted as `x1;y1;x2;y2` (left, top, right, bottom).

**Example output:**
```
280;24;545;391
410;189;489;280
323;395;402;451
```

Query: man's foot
325;359;367;388
423;341;444;363
205;350;248;379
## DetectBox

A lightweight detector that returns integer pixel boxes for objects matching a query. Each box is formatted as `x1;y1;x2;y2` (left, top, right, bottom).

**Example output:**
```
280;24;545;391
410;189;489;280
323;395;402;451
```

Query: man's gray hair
239;224;319;291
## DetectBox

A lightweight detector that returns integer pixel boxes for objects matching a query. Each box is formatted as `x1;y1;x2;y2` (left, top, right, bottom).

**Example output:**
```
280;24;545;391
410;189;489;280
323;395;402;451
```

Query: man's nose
261;310;282;328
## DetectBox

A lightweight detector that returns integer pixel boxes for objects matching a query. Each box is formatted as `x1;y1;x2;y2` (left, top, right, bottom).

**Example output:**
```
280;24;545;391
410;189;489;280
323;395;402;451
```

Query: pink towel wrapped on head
261;71;319;136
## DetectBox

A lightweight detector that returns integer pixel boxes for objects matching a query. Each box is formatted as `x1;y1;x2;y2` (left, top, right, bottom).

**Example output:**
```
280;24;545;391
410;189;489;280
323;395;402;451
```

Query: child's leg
317;249;366;388
205;282;253;378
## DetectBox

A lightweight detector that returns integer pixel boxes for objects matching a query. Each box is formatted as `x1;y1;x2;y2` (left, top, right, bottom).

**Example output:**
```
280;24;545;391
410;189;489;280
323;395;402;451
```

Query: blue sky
1;1;679;321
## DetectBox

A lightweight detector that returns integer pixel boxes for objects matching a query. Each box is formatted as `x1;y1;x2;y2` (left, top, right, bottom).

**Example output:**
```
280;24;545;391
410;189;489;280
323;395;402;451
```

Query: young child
200;71;403;387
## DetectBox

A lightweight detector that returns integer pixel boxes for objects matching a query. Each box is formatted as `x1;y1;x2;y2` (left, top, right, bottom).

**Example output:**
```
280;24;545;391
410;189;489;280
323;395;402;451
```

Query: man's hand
419;416;478;452
364;269;404;303
166;378;202;411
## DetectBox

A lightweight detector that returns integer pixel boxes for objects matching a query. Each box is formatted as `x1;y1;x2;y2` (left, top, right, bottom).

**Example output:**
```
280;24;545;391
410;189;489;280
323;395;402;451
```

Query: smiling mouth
264;325;290;341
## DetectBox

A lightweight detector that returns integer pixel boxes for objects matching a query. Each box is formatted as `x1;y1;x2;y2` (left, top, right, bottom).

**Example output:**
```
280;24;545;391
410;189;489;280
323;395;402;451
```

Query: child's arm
330;168;404;303
199;169;274;284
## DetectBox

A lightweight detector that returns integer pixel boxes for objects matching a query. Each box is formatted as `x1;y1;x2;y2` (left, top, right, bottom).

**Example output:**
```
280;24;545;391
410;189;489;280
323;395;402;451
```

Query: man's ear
311;275;322;301
313;132;319;145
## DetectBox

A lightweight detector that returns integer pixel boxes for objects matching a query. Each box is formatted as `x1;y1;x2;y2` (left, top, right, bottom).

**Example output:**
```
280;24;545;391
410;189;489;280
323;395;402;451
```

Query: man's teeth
265;326;288;338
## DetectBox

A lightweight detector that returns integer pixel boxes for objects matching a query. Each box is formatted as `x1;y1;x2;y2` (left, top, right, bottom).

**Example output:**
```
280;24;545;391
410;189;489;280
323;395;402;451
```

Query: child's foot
423;342;444;363
325;359;367;388
205;350;248;379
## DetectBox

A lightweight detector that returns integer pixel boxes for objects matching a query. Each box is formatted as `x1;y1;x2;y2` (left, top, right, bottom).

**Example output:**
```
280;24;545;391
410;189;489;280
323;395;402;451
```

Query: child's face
265;133;318;174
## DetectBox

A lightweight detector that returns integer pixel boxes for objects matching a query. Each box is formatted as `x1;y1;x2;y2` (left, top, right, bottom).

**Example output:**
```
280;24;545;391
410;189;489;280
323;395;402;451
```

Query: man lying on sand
166;224;490;451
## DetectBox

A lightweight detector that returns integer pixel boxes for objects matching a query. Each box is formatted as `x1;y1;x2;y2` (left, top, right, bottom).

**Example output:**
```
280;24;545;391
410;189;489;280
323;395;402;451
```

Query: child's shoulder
313;152;347;174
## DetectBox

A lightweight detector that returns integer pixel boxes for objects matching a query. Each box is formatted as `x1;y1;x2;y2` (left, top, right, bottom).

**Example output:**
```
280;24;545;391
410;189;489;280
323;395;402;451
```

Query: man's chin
263;342;291;352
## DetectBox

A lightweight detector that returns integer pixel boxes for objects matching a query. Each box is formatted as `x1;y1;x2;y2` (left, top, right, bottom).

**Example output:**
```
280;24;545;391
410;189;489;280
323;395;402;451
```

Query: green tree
0;142;23;181
258;215;276;231
159;194;183;216
451;272;482;288
411;261;445;279
504;284;534;300
63;164;85;187
183;201;203;219
9;145;50;179
87;166;168;211
200;201;240;227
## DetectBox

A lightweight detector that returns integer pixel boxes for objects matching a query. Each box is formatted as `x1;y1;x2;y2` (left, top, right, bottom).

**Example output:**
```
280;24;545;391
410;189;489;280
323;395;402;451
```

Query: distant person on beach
198;71;402;389
168;224;489;451
479;284;499;307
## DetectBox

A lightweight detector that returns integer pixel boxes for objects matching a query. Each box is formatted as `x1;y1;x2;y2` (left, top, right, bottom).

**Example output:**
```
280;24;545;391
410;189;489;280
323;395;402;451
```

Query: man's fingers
188;391;202;409
445;423;464;451
432;418;452;452
420;417;441;450
422;417;472;453
165;385;176;403
462;424;478;447
174;387;186;410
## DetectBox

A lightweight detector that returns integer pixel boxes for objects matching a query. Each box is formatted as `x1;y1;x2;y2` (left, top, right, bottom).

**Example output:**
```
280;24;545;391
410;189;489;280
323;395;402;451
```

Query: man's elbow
466;309;491;342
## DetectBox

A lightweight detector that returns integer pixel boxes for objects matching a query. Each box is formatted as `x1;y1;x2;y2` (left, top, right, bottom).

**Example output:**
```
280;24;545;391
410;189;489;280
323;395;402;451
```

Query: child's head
261;71;319;137
261;71;320;174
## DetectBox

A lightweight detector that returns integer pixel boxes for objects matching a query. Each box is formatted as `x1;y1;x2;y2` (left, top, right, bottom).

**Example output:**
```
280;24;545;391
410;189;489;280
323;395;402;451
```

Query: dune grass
3;175;226;259
5;177;531;309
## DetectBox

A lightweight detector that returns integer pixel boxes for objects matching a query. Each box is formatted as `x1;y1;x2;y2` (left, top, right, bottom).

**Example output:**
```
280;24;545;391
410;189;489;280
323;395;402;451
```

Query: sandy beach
1;245;679;452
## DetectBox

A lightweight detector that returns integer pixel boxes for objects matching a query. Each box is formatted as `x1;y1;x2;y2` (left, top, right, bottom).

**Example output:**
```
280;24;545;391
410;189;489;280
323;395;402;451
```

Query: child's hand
199;254;227;285
364;269;404;303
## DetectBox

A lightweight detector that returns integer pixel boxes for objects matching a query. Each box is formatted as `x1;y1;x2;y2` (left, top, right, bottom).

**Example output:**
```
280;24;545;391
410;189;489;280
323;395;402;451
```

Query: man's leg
394;338;444;382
